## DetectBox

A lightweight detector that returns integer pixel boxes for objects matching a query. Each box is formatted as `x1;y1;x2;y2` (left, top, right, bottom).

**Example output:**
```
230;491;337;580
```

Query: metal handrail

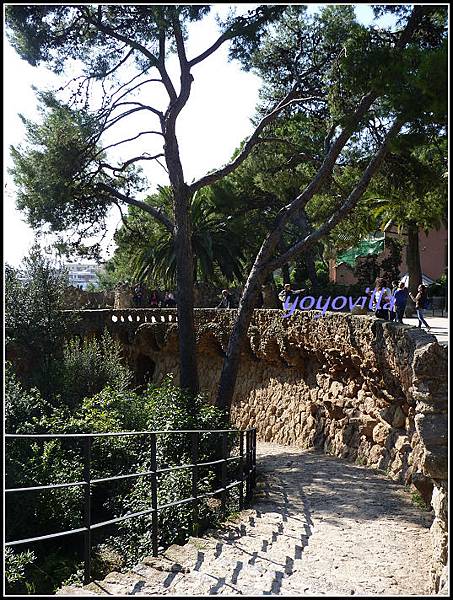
5;428;257;584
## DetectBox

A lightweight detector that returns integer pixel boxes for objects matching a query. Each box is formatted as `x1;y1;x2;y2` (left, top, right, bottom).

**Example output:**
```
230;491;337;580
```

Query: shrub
5;548;37;595
5;245;76;397
55;330;133;408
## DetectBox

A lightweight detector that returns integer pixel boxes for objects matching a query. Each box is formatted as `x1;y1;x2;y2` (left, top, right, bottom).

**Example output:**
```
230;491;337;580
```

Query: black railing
5;428;257;585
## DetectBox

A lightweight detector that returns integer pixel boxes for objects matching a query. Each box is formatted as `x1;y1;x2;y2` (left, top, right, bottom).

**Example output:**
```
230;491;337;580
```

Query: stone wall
63;287;115;309
67;308;448;593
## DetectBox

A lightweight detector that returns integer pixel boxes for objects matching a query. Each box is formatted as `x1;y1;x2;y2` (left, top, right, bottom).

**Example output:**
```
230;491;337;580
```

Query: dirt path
58;442;433;596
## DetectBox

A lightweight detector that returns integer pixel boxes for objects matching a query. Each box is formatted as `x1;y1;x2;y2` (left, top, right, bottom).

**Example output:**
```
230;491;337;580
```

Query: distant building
329;225;448;285
65;263;101;290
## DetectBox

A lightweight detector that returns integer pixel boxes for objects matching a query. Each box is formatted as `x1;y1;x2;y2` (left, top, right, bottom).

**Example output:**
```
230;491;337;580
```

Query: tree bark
281;262;291;285
164;126;199;395
406;221;422;314
293;208;318;290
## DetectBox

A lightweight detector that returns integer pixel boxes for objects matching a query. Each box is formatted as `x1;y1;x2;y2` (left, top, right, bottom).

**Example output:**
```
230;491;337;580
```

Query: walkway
403;316;448;346
58;442;434;596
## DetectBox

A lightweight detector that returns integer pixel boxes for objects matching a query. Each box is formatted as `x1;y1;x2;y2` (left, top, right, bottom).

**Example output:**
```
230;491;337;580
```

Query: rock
392;406;406;429
372;422;390;445
395;435;411;452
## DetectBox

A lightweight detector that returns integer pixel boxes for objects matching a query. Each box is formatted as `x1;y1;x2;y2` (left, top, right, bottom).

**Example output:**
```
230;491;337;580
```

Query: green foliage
6;367;232;594
56;331;133;409
5;363;52;434
5;548;36;594
5;245;75;395
109;185;247;288
8;93;140;258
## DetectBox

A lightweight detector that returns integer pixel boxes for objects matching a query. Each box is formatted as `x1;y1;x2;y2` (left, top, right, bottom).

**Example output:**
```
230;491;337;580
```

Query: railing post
150;433;158;557
83;437;92;585
252;429;257;489
239;431;244;510
191;432;199;536
220;432;228;514
245;430;251;501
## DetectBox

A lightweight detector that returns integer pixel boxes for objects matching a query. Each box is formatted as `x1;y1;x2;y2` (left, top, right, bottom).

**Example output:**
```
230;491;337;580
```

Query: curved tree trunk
215;115;405;414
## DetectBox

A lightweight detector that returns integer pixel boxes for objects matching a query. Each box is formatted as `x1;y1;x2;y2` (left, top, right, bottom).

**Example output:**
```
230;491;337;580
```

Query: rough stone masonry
66;308;448;593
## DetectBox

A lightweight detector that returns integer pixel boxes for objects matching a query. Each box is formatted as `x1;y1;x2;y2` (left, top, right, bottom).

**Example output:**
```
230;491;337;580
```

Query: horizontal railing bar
91;470;154;485
5;429;250;439
5;480;87;493
158;496;196;511
91;506;156;530
203;479;242;498
5;458;245;494
5;527;88;546
157;453;241;474
6;477;249;546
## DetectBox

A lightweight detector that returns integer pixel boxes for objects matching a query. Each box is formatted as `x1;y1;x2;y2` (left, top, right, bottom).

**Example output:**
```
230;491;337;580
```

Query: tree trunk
165;127;199;396
294;208;318;290
173;185;199;395
406;221;422;295
406;221;422;317
215;268;265;413
282;262;291;285
215;116;404;414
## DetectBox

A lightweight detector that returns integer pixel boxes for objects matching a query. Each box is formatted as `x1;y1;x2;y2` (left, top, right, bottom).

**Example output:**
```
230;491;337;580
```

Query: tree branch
188;31;231;67
268;117;404;271
93;130;163;159
189;91;322;192
83;9;159;68
98;183;174;231
157;27;178;103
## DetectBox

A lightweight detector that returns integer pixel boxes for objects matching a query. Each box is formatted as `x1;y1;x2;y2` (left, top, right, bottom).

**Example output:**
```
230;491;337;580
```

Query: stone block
372;422;390;445
392;406;406;429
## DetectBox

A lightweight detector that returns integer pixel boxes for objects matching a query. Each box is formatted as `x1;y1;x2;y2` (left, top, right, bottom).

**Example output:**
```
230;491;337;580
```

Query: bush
55;330;133;408
5;246;77;397
6;374;233;593
5;548;37;595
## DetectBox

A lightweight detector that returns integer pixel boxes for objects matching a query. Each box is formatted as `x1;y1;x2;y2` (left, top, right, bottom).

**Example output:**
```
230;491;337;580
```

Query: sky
3;4;389;267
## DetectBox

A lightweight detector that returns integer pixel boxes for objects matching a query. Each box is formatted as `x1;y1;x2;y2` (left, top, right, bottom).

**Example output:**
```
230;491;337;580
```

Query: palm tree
129;186;246;287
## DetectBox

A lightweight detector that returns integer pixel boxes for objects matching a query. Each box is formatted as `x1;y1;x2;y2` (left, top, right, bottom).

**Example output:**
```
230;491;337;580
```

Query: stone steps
57;442;435;596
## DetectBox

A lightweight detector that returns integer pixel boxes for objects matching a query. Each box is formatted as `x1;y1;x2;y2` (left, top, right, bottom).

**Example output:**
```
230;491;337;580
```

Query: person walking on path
278;283;305;310
393;282;409;324
409;284;431;330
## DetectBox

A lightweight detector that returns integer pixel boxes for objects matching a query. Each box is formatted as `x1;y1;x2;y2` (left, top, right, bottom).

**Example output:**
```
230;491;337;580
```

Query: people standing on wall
163;291;177;307
216;289;234;309
278;283;305;310
394;282;409;324
409;284;431;330
132;283;143;308
149;290;159;308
